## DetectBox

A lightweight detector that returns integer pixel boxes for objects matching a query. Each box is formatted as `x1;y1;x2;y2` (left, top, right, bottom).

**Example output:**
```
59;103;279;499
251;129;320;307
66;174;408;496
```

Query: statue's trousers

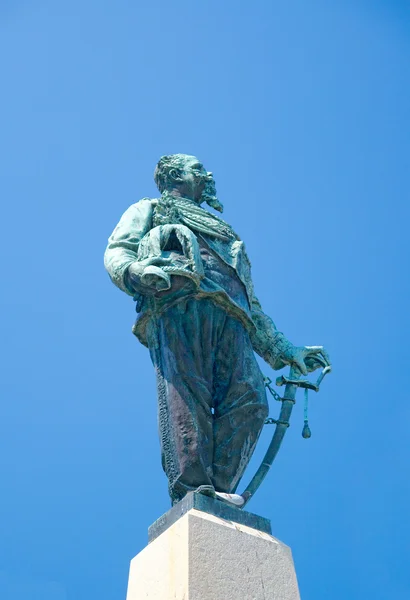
147;298;268;504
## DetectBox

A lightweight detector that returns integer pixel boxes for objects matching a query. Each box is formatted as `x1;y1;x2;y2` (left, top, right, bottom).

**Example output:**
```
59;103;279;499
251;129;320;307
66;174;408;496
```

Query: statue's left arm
249;293;330;375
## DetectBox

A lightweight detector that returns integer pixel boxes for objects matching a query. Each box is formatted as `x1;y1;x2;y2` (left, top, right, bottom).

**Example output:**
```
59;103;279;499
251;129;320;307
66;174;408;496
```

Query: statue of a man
104;154;328;506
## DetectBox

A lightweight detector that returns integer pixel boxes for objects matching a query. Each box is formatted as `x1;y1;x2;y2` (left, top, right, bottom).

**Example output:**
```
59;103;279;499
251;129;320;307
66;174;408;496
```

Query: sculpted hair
154;154;189;192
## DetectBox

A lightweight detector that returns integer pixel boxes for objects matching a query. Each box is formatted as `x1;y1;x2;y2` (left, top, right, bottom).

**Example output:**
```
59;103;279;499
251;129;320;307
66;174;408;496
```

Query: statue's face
177;156;214;202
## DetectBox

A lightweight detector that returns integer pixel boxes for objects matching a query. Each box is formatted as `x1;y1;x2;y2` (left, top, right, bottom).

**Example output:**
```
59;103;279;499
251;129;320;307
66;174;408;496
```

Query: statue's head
154;154;223;212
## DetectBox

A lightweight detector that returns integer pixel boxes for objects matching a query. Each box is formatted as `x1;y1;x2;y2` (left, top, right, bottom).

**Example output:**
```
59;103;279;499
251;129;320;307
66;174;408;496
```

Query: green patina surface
104;154;331;507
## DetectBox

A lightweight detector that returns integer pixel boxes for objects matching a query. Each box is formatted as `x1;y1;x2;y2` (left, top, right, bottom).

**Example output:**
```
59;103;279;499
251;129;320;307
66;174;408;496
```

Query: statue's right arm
104;199;153;296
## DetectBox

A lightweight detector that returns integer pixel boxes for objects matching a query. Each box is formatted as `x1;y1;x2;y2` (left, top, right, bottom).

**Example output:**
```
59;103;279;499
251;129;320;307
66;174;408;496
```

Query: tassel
302;388;312;438
302;421;311;439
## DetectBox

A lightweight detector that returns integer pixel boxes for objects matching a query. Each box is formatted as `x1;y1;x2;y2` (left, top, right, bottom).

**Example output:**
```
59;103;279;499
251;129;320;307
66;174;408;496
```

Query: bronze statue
104;154;330;507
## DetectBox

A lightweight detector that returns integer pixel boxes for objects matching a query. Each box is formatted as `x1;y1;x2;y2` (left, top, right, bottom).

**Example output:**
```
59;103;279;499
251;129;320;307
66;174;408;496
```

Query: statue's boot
194;485;216;498
194;485;245;508
215;492;245;508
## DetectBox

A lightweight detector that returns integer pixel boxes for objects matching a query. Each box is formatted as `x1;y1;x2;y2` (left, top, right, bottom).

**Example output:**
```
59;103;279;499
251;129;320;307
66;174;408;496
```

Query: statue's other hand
287;345;331;376
127;258;174;294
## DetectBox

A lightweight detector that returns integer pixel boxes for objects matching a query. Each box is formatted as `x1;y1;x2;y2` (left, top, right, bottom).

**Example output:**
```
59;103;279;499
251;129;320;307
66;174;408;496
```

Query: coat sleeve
248;294;287;371
104;199;153;296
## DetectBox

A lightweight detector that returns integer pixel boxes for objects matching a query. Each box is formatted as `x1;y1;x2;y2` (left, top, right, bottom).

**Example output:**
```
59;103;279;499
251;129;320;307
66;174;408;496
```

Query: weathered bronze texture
104;154;330;506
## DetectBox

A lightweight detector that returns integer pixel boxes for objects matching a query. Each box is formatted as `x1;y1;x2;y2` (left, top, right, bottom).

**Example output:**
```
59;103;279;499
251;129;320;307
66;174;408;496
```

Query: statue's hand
282;344;331;376
127;258;174;294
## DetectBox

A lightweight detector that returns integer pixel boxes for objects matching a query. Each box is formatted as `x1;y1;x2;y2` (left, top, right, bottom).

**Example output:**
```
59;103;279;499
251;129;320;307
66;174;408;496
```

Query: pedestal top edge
148;492;272;543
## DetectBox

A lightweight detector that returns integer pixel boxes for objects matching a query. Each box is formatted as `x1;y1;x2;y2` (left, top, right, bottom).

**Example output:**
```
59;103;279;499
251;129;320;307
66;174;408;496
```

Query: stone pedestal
126;494;300;600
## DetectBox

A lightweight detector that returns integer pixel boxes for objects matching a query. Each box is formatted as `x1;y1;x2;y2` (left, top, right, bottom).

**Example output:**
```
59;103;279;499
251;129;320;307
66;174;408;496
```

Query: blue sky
0;1;409;598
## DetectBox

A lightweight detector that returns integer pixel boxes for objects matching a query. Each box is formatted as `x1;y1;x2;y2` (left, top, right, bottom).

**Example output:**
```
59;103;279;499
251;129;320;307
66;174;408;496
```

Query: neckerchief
153;193;239;242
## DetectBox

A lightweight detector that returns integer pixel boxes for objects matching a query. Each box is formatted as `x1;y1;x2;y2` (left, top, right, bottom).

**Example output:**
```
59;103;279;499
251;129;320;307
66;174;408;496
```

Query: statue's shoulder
121;197;157;219
129;197;157;209
113;198;157;234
